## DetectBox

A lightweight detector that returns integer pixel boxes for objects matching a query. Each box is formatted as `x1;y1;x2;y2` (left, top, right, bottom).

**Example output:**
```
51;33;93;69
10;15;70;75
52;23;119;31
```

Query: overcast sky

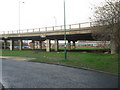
0;0;105;32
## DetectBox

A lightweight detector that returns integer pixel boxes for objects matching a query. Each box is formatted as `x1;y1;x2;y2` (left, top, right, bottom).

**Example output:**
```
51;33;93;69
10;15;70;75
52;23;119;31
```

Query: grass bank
1;50;119;75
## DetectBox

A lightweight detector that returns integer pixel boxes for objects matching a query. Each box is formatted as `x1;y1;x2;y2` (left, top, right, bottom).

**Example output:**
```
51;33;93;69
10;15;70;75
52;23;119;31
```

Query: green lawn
1;50;119;75
50;47;110;50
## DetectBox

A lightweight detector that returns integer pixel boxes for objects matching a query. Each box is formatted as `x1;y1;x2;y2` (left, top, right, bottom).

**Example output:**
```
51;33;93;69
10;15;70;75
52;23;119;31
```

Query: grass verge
1;50;119;75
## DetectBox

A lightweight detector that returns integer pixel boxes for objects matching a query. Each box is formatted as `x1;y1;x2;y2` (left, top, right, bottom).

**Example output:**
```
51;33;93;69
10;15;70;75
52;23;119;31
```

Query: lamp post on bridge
19;1;24;33
53;16;57;26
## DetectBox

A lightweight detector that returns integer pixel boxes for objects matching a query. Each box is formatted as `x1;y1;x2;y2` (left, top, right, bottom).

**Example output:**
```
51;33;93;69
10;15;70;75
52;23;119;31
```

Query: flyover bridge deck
1;22;97;51
0;22;96;40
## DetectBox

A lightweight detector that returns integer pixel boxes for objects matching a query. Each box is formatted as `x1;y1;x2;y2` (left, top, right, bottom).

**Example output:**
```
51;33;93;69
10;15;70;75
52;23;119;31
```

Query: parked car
14;46;30;49
22;46;31;49
14;46;19;49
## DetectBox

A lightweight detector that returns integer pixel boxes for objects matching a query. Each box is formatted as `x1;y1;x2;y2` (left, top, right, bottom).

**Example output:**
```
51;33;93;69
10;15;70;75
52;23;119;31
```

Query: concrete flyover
0;22;97;52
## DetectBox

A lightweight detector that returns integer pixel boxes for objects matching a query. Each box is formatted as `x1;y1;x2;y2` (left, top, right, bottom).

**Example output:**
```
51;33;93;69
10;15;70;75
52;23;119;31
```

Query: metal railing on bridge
0;22;95;34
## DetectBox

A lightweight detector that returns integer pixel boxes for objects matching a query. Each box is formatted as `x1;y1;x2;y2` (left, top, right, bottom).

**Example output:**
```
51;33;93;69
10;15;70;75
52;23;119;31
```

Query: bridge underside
2;33;94;41
1;33;94;52
1;24;97;52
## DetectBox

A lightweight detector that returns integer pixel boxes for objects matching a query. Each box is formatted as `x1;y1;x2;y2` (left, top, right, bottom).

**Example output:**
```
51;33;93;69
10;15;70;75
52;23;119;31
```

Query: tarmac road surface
0;58;118;88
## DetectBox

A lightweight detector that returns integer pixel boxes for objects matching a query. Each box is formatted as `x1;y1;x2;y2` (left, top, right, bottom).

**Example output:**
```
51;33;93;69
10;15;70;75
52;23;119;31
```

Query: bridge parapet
0;22;95;35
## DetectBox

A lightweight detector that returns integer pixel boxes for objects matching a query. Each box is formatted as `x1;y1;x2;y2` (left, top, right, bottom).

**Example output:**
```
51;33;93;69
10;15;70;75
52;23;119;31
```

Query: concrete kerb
29;61;118;76
0;56;35;61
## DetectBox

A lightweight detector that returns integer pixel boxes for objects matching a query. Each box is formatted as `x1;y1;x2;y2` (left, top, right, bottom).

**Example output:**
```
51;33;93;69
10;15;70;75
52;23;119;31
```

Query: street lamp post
64;0;67;60
19;1;24;33
53;16;57;26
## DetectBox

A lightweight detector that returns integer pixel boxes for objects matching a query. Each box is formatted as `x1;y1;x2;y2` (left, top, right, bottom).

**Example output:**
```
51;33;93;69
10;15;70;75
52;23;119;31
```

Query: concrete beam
46;39;51;52
54;39;59;52
19;40;23;50
10;40;14;51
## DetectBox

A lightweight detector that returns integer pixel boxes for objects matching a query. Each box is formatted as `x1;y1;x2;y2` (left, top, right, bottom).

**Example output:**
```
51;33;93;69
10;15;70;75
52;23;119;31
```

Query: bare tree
91;0;120;54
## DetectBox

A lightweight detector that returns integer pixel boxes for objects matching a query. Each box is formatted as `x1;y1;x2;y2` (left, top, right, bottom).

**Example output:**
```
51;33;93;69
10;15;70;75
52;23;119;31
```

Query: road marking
15;58;27;61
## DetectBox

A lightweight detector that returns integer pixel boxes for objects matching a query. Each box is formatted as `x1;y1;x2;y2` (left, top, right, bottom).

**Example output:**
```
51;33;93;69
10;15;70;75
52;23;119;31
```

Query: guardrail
0;22;95;34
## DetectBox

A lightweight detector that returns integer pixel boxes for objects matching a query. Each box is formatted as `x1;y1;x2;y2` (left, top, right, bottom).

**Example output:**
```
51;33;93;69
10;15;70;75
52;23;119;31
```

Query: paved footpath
0;58;118;88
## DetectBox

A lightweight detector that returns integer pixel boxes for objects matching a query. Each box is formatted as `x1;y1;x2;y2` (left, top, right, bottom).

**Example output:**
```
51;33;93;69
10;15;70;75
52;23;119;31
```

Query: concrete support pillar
4;40;7;49
54;39;59;52
32;40;35;50
68;40;71;50
34;41;37;49
38;41;42;49
72;41;76;49
46;39;51;52
19;40;23;50
10;40;14;51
